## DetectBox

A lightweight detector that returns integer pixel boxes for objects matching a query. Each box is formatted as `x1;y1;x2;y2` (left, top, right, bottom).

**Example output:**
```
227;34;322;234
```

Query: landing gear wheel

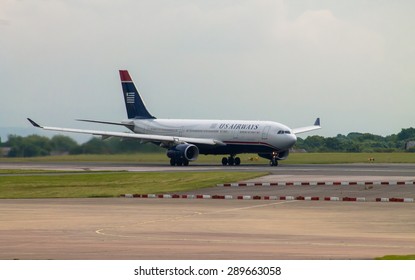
170;158;176;166
222;155;240;166
269;157;279;166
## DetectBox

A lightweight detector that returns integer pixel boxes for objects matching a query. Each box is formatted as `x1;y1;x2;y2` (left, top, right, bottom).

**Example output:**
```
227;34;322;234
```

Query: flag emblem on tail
126;92;135;104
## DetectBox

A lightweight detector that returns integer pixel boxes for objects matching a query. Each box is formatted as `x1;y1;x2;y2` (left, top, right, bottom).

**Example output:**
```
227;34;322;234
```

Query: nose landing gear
269;156;279;166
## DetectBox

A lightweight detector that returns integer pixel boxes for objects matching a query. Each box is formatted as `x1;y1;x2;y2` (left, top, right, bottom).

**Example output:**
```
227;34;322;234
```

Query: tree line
1;127;414;157
295;128;415;153
0;135;163;157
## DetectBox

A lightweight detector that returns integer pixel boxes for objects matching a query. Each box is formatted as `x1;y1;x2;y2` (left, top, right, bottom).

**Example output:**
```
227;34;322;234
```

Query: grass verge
375;255;415;260
285;153;415;164
0;171;267;199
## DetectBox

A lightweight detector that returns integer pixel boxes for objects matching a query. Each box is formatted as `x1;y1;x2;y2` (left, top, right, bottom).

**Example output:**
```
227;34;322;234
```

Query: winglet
291;118;322;134
27;118;42;128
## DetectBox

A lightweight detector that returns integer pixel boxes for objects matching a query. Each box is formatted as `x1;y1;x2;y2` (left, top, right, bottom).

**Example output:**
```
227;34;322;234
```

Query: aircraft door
233;130;239;139
262;126;270;140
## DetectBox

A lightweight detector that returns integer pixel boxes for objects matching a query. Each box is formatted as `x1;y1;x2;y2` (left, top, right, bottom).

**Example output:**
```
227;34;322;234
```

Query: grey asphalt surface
0;198;414;260
1;162;414;177
0;162;414;259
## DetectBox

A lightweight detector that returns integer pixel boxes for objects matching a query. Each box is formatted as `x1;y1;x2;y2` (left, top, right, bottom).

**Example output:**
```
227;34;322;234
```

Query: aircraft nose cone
289;134;297;146
281;134;297;149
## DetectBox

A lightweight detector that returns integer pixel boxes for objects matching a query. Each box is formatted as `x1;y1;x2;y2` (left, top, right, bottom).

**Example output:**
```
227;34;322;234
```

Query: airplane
28;70;321;166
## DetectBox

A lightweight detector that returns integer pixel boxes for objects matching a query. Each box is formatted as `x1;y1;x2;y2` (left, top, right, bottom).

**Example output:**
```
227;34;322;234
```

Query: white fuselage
127;118;297;155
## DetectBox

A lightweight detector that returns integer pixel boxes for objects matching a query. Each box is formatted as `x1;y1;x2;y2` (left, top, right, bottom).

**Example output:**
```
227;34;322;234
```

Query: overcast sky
1;0;414;141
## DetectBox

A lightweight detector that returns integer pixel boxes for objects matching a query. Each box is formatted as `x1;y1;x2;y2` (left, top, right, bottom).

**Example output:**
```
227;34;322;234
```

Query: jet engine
167;144;199;166
275;150;289;160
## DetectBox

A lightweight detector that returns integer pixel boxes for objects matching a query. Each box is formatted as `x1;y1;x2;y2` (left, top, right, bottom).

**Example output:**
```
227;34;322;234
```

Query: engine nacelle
275;150;289;160
167;144;199;161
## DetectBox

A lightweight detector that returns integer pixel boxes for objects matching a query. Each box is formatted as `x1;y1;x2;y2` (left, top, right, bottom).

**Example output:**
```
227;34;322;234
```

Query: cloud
0;1;414;137
286;10;383;61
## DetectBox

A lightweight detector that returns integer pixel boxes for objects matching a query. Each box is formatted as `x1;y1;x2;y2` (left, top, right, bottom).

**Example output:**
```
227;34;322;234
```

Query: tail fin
119;70;156;119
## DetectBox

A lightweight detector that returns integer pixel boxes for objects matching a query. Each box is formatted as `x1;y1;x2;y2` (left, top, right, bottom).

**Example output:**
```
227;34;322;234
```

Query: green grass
284;153;415;164
375;255;415;260
0;171;267;199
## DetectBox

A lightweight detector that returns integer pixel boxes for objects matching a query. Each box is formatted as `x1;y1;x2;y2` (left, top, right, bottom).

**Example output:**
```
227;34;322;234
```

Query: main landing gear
221;155;241;166
170;157;189;166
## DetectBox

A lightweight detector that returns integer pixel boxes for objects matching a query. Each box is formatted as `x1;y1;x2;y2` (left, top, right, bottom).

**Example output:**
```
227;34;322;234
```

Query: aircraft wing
27;118;225;146
292;118;321;134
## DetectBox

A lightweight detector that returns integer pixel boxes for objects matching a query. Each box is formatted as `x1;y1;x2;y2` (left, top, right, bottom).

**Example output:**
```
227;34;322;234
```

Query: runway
1;162;415;177
0;162;414;259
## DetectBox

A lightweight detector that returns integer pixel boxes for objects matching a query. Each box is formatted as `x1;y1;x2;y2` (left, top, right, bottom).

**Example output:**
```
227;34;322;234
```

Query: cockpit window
278;130;291;134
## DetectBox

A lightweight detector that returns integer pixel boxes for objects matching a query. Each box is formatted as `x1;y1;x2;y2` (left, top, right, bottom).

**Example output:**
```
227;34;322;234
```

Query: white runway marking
95;201;295;238
93;200;414;251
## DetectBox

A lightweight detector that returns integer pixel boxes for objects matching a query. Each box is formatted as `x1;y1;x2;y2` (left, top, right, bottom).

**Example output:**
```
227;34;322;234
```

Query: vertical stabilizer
119;70;156;119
